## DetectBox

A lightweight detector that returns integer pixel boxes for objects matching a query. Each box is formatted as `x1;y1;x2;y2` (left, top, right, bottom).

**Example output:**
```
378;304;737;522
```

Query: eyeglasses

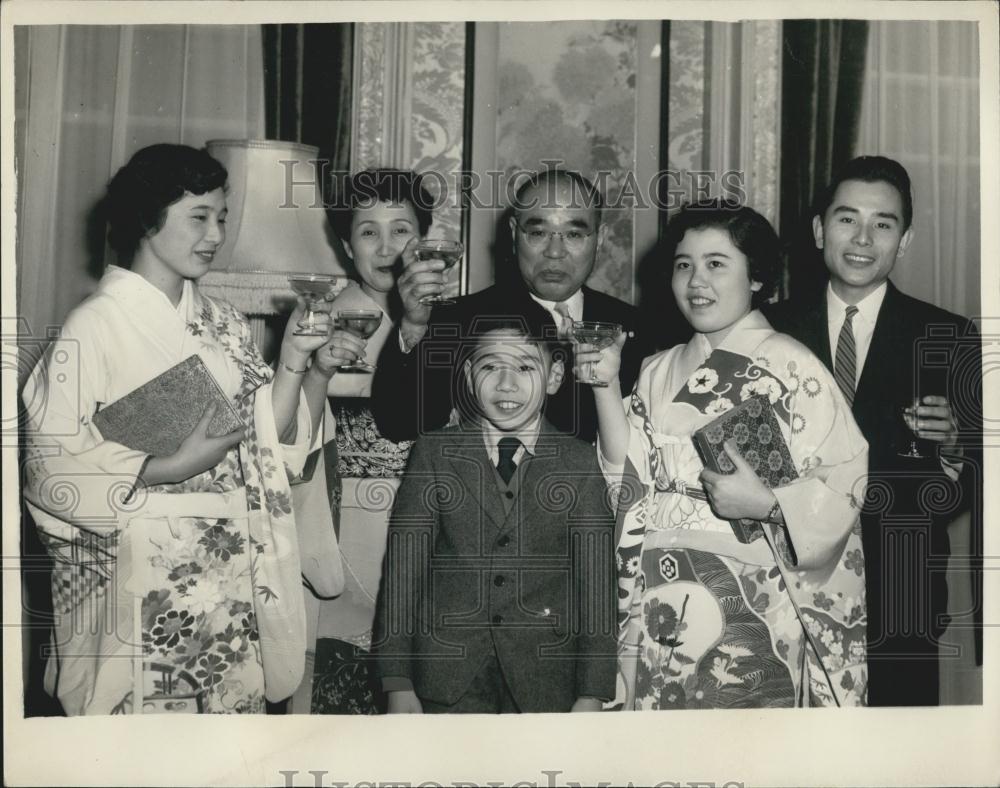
515;223;595;250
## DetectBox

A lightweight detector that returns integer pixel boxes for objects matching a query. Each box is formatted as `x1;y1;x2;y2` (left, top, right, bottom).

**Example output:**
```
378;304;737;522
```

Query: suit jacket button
492;614;503;624
494;575;505;587
497;535;511;547
505;490;514;499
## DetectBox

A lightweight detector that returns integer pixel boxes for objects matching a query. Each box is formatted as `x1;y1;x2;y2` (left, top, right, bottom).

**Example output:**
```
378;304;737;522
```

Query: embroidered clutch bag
93;355;243;457
691;394;798;544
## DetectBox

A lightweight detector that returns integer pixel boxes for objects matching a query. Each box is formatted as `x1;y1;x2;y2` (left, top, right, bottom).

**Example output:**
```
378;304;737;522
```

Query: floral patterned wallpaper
351;21;776;305
353;22;466;299
667;21;707;189
495;20;640;303
410;23;466;300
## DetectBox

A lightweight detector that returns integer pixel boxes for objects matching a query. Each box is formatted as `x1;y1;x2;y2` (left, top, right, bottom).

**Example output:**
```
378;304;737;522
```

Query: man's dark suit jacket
765;281;982;706
372;420;617;712
371;282;649;442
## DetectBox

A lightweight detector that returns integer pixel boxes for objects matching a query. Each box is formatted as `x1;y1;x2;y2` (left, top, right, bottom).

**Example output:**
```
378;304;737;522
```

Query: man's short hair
512;169;604;226
327;168;435;239
816;155;914;231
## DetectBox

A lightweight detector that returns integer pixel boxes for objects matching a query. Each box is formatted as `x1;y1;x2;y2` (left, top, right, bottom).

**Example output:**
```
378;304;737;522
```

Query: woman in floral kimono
580;200;869;708
21;144;363;715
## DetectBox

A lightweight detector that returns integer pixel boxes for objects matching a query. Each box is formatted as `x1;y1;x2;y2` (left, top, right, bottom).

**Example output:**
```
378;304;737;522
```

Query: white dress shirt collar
826;281;888;386
529;289;584;323
826;281;887;329
481;416;541;468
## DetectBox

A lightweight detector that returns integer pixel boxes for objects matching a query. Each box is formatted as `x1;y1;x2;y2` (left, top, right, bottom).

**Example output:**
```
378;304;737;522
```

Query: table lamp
198;139;350;350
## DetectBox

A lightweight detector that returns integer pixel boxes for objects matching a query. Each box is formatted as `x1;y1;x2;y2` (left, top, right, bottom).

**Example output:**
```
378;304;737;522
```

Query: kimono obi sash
639;524;777;567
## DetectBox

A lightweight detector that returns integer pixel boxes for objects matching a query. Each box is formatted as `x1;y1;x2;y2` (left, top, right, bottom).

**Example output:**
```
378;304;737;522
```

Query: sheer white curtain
858;20;981;705
15;24;265;381
857;20;980;320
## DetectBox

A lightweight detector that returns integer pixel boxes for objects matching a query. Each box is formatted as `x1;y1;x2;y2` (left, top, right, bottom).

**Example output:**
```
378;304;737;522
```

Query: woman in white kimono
580;200;869;708
21;144;364;715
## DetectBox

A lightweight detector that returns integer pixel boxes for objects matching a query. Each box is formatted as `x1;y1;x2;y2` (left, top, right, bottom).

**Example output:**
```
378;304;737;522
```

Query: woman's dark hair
105;144;228;267
663;199;781;310
327;168;435;241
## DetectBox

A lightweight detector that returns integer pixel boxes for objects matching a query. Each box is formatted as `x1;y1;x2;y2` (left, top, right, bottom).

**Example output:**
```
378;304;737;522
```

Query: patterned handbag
691;394;798;544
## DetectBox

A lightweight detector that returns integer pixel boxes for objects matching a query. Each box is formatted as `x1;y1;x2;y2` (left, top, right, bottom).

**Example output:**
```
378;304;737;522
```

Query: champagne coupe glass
288;273;340;336
414;240;464;306
335;309;383;372
570;321;622;388
899;394;926;459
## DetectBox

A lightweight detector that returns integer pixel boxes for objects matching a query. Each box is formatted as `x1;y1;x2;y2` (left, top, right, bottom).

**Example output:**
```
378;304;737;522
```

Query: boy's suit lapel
445;420;564;540
443;439;508;534
501;420;562;535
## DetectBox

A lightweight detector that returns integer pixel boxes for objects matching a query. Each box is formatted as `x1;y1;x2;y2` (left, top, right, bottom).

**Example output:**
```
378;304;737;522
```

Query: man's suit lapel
802;294;833;370
854;282;899;408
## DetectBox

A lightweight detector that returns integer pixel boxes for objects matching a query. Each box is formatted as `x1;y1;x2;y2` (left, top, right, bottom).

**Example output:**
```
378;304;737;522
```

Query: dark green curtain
262;23;354;179
779;20;869;300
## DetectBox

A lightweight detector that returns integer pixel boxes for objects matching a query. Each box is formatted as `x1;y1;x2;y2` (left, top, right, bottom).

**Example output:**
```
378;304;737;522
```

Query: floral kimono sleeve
597;355;660;489
769;342;869;575
22;306;149;548
224;304;320;485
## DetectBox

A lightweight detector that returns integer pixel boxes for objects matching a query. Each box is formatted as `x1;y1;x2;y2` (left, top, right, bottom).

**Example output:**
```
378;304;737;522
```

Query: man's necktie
834;305;860;407
496;437;521;484
553;301;574;340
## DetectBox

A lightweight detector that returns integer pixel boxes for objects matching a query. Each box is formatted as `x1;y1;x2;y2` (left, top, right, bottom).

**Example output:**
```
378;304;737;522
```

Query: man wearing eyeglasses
371;169;650;442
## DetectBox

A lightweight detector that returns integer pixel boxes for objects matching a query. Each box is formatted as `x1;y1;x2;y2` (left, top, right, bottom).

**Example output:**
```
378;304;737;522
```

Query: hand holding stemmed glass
570;321;624;387
287;273;341;336
334;309;383;372
413;239;464;306
899;394;926;458
900;393;961;459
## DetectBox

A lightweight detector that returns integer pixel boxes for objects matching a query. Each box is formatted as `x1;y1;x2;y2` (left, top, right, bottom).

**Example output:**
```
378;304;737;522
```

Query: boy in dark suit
765;155;982;706
373;321;617;713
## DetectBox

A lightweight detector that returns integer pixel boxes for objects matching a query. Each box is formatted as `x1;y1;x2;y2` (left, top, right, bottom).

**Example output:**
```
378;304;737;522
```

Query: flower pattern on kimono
790;413;806;435
659;681;687;709
687;367;719;394
180;579;227;617
150;609;196;650
198;524;246;562
264;490;292;518
704;397;734;416
740;375;782;404
195;651;230;689
644;599;678;642
843;548;865;576
801;376;821;398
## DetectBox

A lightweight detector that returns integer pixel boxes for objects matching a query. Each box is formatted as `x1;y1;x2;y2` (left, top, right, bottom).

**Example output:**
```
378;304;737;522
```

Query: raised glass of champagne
335;309;383;372
570;321;622;387
414;239;463;306
288;273;340;336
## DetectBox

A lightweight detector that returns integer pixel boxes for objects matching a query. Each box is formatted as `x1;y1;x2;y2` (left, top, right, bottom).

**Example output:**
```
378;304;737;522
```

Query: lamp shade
198;139;349;314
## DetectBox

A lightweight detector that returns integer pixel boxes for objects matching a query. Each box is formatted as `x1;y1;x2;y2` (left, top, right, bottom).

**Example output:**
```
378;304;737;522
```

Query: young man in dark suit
371;169;651;443
765;155;982;706
373;324;617;713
